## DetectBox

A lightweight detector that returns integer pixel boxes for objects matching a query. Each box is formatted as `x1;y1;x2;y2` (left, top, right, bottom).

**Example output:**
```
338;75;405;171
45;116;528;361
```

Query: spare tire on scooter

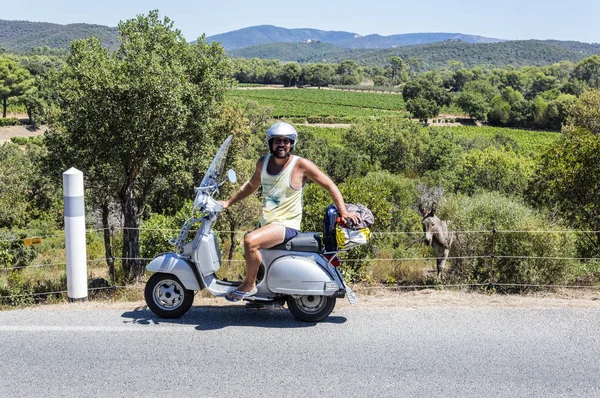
145;273;194;318
287;295;336;322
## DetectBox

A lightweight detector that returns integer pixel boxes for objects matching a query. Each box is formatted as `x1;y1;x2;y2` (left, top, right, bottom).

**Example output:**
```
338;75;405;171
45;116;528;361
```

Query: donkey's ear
431;202;437;216
418;203;425;216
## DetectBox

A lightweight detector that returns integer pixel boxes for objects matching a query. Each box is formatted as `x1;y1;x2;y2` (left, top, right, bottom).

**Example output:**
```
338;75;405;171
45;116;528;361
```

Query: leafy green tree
569;89;600;134
335;60;361;85
406;57;421;77
508;99;534;127
0;57;34;118
528;127;600;256
0;143;33;228
406;98;439;124
0;142;60;229
450;68;474;91
455;91;488;121
280;62;301;87
573;55;600;89
487;96;511;126
501;86;524;105
309;63;334;88
45;10;232;281
344;118;427;175
402;78;451;108
373;76;391;86
420;128;465;192
541;94;576;130
389;56;407;83
462;79;498;101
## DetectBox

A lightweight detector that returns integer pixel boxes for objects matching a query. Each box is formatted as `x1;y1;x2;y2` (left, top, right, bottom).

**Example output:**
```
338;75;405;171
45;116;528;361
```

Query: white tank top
259;154;303;230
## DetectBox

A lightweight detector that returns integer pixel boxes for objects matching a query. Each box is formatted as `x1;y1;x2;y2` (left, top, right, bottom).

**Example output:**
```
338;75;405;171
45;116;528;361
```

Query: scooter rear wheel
145;273;194;318
287;295;336;322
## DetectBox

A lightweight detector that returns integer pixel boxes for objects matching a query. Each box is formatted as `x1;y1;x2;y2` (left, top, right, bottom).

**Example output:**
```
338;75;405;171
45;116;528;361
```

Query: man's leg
235;223;285;294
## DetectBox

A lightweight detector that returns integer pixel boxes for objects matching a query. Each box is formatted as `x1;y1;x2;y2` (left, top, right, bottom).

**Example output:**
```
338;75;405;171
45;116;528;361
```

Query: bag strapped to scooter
323;203;374;251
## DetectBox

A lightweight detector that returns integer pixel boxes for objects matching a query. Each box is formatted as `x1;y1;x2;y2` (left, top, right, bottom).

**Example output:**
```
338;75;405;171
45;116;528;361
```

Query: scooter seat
268;232;323;253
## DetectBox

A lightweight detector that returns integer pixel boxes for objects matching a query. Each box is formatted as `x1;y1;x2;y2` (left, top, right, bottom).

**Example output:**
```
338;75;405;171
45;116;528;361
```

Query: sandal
225;287;258;302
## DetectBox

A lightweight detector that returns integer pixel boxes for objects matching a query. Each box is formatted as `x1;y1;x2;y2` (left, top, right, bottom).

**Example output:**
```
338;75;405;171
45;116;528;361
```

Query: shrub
0;118;20;127
442;192;577;288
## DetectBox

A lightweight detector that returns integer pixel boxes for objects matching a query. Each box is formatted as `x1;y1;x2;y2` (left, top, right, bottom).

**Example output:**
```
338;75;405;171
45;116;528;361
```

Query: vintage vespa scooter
144;135;358;322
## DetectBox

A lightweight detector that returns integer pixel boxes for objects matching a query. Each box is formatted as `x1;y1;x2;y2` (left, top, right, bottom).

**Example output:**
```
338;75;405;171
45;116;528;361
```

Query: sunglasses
273;138;292;145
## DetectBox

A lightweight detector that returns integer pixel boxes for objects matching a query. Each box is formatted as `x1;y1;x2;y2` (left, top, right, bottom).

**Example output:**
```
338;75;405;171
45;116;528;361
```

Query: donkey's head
419;202;440;246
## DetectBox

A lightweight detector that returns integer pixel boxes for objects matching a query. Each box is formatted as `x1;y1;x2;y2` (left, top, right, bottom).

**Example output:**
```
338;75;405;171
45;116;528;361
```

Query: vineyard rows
227;88;406;118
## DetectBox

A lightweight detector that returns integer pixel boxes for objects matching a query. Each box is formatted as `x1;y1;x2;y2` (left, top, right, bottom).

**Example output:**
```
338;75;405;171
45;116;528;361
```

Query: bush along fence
1;225;600;306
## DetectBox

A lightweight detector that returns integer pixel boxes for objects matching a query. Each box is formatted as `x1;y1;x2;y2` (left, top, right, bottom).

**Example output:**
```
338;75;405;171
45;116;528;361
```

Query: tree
487;96;511;126
309;64;334;88
573;55;600;89
402;78;451;108
528;127;600;256
280;62;301;87
46;10;232;281
455;91;489;121
0;57;34;118
406;98;439;124
450;69;474;91
569;89;600;134
335;60;361;85
389;56;406;83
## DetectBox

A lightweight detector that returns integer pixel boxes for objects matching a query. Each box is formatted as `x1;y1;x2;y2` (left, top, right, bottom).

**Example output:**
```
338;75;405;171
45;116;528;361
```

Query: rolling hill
229;40;600;68
0;19;119;52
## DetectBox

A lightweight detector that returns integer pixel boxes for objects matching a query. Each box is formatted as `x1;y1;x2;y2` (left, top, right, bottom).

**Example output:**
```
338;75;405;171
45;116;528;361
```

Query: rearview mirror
227;169;237;183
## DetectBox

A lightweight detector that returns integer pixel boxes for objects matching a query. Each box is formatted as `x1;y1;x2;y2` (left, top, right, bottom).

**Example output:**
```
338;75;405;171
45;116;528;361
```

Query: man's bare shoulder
257;156;267;168
296;156;317;170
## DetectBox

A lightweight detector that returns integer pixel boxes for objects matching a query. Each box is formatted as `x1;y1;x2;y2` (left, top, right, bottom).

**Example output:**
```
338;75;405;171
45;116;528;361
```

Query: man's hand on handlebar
217;200;230;210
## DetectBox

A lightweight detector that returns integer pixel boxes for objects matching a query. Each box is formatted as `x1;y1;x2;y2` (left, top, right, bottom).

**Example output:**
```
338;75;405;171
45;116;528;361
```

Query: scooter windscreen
193;135;233;208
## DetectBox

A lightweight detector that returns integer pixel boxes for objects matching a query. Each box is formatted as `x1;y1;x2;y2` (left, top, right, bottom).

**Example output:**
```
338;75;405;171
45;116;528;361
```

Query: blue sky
2;0;598;43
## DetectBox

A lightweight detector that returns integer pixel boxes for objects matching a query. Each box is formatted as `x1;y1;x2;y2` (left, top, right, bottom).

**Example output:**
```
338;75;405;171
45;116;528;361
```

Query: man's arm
300;158;360;225
219;158;263;209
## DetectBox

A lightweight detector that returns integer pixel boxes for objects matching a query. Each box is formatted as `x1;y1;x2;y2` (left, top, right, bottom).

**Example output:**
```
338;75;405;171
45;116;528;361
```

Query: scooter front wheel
287;295;336;322
145;273;194;318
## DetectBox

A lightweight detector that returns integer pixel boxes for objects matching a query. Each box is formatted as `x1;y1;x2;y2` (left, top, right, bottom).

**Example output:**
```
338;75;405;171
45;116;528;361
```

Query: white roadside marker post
63;167;88;302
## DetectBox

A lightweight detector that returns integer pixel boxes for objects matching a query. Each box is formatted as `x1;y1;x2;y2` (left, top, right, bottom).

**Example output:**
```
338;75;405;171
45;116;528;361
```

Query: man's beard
271;146;292;159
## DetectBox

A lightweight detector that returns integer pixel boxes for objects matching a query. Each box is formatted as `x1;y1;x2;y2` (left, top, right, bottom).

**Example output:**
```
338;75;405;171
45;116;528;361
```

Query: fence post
63;167;88;302
488;228;497;288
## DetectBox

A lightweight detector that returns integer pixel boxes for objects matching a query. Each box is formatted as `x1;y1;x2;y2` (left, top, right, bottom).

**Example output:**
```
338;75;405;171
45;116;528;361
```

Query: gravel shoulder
18;287;600;313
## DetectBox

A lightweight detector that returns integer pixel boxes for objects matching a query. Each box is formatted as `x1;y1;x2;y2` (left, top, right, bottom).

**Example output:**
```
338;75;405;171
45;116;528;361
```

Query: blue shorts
283;227;299;243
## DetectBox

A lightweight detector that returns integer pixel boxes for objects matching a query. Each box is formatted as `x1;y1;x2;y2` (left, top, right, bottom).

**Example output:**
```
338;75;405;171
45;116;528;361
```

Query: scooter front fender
146;253;202;291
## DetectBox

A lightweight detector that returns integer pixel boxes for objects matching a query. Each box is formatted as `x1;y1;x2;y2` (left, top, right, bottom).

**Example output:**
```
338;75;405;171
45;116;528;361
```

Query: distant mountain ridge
206;25;504;50
229;40;600;69
0;19;119;52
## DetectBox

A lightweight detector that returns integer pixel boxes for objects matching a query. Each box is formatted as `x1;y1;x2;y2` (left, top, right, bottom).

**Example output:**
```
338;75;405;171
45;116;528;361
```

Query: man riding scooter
218;122;360;301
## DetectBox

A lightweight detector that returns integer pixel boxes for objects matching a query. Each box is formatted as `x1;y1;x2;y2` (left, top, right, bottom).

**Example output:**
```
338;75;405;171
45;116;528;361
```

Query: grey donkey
419;203;454;277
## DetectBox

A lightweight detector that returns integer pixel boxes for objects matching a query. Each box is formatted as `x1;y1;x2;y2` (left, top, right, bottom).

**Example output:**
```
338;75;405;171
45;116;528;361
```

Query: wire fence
1;226;600;302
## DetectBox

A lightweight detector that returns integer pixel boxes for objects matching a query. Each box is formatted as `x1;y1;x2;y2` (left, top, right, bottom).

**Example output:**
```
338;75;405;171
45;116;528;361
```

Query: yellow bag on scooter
335;225;372;249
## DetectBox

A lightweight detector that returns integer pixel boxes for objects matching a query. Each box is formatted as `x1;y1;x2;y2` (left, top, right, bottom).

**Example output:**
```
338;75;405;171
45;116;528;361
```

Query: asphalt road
1;302;599;397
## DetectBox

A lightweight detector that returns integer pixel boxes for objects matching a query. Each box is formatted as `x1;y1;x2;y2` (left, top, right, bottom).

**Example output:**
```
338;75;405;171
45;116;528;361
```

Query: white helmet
266;122;298;150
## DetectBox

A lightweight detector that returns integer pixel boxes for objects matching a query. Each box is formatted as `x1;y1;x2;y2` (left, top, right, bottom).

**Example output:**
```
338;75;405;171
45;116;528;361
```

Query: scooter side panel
266;254;336;295
146;253;202;291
